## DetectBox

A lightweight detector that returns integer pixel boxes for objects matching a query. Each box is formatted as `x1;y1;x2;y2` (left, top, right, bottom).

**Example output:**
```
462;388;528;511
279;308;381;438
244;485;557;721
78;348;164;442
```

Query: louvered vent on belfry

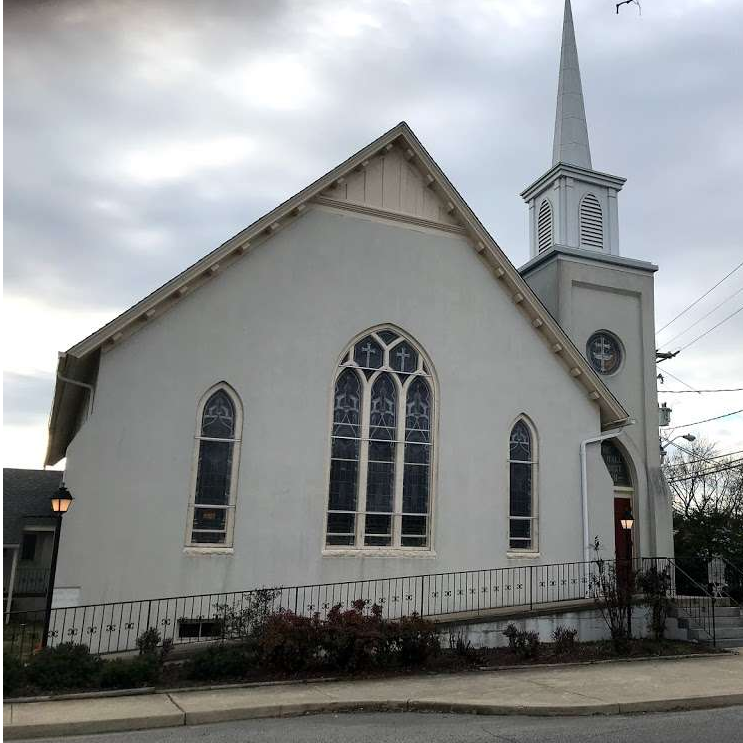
579;193;603;250
537;199;553;253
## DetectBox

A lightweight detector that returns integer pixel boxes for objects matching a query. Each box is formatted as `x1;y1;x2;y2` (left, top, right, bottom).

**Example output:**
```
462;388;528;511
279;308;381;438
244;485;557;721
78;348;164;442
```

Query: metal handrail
665;557;718;646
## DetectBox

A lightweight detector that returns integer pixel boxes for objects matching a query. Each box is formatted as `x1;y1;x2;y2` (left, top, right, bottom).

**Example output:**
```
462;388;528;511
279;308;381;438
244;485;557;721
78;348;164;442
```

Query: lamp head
51;484;74;514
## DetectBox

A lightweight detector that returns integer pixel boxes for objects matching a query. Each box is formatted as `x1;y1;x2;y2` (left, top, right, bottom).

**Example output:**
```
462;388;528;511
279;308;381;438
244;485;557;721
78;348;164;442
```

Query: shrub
187;641;260;681
99;656;160;689
320;601;388;671
503;625;541;659
449;632;477;661
551;626;578;655
214;588;282;641
395;614;440;666
637;565;673;641
3;653;25;697
26;643;102;691
136;628;161;656
502;623;519;650
260;611;322;672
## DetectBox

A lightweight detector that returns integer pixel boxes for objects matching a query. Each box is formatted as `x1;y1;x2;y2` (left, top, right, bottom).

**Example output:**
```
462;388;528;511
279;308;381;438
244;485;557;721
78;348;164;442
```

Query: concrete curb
6;691;743;739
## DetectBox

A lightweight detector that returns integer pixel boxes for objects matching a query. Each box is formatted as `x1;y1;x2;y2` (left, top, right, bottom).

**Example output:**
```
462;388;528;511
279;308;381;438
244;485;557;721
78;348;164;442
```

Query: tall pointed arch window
579;193;604;250
326;328;436;550
508;419;538;551
186;385;242;547
537;199;554;253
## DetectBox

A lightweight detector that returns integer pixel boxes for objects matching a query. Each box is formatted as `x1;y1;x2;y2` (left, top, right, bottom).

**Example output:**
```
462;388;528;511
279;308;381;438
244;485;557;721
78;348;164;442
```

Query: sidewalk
5;652;743;740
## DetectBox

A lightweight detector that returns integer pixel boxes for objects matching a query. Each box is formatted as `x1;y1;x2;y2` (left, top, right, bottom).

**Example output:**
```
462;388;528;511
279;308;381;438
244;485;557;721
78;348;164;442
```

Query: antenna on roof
616;0;641;14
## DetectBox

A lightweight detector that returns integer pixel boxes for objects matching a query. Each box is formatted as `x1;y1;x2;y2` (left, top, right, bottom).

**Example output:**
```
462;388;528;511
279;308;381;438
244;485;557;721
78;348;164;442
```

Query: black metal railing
3;559;606;658
2;556;725;658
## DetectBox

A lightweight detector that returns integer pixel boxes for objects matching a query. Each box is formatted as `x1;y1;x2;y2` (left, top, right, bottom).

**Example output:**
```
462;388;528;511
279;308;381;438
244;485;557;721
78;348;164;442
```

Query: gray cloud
4;0;743;462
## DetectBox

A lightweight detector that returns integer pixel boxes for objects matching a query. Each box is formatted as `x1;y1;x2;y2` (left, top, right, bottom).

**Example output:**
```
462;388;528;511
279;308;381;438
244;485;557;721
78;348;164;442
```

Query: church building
46;0;672;608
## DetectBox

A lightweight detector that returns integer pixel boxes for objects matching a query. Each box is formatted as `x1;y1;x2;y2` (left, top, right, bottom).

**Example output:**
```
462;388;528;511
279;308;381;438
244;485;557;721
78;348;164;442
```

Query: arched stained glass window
327;369;362;546
508;419;537;551
326;328;436;550
187;385;242;547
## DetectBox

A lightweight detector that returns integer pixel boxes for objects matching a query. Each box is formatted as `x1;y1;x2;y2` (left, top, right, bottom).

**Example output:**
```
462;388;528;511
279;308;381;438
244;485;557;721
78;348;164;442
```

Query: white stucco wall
56;205;613;605
523;248;673;560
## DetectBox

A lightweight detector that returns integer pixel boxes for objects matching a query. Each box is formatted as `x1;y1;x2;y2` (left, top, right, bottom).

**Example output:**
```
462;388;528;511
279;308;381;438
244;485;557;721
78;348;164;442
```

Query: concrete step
690;626;743;640
712;638;743;649
711;616;743;627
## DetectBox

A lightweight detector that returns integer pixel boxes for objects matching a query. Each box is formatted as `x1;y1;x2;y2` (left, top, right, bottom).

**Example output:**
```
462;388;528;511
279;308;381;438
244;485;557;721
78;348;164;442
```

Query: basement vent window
178;618;223;639
537;199;553;253
579;193;603;250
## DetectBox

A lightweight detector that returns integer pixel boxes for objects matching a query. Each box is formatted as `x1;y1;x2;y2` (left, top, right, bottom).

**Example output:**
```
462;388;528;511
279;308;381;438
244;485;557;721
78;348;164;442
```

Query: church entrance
601;441;635;573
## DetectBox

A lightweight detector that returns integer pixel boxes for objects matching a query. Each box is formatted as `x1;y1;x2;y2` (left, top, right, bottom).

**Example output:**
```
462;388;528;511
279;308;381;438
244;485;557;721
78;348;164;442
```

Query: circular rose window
586;331;622;375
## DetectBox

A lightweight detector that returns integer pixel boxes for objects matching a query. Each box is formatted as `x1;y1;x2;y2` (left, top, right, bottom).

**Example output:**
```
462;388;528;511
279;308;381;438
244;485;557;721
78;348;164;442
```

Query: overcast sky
4;0;743;469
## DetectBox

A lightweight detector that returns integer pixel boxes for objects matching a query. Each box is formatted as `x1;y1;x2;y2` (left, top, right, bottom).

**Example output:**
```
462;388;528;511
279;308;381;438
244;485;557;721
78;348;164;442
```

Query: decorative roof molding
46;121;628;464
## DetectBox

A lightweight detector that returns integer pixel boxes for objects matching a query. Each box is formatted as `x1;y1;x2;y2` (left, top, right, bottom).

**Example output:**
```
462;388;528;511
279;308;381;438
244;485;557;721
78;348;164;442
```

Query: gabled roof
3;468;63;544
46;122;629;464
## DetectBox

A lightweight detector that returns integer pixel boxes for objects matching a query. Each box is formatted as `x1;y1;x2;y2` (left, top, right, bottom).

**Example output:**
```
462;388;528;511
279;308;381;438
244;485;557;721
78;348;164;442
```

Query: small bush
136;628;161;656
187;641;260;681
3;653;25;697
260;611;322;672
552;626;578;655
449;632;477;660
502;623;519;650
503;625;541;659
99;656;160;689
26;643;102;691
321;601;388;672
395;614;440;666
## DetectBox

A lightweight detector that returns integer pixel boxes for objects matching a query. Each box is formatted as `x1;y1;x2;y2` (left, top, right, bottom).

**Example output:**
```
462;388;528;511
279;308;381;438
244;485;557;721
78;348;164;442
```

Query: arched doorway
601;440;635;565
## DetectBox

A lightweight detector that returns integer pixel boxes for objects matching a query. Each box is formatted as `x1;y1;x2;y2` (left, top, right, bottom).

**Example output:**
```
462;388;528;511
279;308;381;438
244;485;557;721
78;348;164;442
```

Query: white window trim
507;415;539;554
324;326;438;555
184;382;243;550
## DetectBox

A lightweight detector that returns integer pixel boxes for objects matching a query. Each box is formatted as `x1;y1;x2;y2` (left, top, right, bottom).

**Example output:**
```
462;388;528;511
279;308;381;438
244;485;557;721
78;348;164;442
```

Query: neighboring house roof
46;121;629;465
3;468;63;545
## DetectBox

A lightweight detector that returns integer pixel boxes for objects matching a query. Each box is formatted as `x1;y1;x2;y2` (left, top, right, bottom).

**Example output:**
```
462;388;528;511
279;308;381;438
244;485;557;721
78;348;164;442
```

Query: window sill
506;551;541;559
183;546;234;556
322;548;437;559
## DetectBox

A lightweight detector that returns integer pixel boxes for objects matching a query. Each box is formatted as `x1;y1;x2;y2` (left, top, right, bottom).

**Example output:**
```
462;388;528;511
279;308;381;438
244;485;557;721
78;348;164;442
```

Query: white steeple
521;0;625;260
553;0;592;169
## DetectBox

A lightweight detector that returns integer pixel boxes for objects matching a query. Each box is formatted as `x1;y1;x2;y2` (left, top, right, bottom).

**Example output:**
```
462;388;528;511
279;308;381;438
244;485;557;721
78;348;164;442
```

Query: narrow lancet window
508;419;537;551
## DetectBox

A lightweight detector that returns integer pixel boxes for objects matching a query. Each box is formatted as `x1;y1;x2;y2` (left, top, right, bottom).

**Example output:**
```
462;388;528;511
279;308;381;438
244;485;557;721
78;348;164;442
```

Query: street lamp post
41;485;74;649
660;433;696;459
620;508;634;639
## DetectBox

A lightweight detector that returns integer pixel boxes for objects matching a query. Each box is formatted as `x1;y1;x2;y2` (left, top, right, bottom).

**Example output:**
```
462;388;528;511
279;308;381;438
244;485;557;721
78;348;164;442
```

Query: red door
614;497;632;583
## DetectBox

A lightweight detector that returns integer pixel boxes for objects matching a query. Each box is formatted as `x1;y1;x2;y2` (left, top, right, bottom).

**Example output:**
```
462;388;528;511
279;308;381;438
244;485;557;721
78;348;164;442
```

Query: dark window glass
509;519;531;549
390;341;418;375
364;513;392;546
586;331;621;375
201;391;235;438
509;421;531;461
328;370;361;519
378;330;399;345
403;378;431;525
191;530;227;544
195;440;233;505
601;440;631;487
20;533;37;561
192;507;227;532
353;335;383;372
326;512;356;545
509;462;532;517
366;374;396;534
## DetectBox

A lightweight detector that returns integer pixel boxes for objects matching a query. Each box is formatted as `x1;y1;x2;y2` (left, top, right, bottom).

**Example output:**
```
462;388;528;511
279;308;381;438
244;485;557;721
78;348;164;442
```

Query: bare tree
663;438;743;520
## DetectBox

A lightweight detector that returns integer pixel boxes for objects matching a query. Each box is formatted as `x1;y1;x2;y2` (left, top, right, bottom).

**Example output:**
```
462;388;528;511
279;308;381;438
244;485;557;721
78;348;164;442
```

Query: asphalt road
25;707;743;743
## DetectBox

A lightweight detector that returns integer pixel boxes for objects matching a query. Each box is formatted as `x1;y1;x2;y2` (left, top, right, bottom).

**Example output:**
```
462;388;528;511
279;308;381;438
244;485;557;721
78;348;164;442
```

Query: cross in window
592;336;614;371
361;342;377;367
395;346;410;371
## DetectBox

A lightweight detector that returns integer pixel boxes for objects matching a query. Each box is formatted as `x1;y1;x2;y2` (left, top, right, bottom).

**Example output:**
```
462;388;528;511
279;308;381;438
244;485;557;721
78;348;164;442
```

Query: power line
658;286;743;349
656;259;743;334
667;409;743;430
675;305;743;352
658;369;702;394
664;449;743;466
657;388;743;394
666;458;743;483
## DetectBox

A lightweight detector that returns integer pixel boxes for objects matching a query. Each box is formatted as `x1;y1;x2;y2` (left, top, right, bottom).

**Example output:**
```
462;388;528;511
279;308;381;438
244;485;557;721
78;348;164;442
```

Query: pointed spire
553;0;592;169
